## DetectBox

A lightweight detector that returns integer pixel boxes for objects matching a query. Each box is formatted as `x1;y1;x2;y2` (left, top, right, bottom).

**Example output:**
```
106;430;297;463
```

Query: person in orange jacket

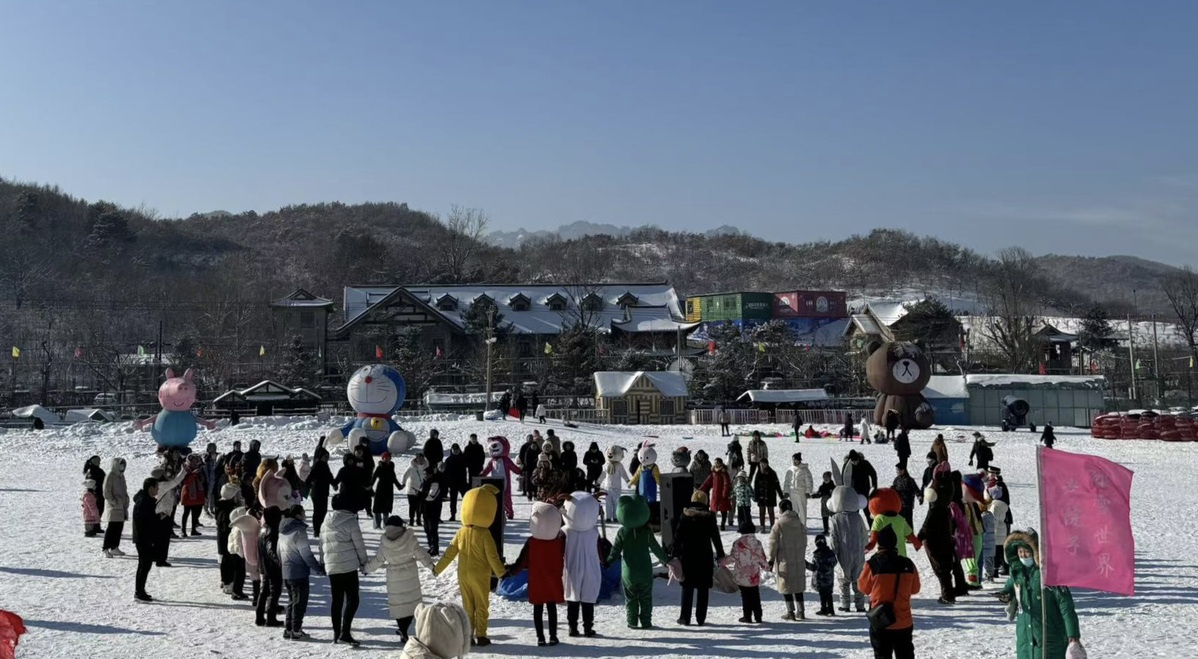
858;527;921;658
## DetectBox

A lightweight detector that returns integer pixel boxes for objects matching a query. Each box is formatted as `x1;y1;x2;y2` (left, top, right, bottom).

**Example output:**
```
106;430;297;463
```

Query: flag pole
1036;445;1048;659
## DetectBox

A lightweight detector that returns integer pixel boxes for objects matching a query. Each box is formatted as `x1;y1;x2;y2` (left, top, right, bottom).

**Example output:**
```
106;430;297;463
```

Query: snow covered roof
961;316;1189;350
11;405;61;425
594;371;690;398
923;375;969;399
423;391;502;407
64;408;116;423
847;313;887;338
212;381;321;404
271;288;334;308
737;389;829;404
340;283;690;336
965;374;1107;389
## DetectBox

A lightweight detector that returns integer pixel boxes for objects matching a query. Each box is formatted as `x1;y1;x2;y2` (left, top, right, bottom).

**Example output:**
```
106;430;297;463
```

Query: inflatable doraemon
326;364;416;456
134;368;216;451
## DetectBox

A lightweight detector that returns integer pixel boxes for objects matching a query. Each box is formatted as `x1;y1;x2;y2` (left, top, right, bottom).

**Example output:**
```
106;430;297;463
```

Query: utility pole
1127;314;1137;404
484;308;496;414
1151;313;1161;404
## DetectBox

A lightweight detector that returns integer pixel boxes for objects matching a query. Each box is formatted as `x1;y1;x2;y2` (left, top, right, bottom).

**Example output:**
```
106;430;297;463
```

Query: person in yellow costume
434;484;506;647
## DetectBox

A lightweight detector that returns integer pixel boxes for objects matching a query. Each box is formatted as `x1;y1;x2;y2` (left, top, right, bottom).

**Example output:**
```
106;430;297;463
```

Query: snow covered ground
0;415;1192;658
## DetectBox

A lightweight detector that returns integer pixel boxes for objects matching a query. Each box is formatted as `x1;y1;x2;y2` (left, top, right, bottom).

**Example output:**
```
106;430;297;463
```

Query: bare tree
981;247;1042;373
1162;266;1198;366
437;205;490;283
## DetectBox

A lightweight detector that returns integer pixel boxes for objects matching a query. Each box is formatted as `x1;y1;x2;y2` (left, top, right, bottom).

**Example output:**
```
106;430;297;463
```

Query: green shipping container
691;292;772;321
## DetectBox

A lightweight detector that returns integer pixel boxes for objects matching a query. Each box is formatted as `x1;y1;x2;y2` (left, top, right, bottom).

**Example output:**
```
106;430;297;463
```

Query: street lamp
484;306;498;413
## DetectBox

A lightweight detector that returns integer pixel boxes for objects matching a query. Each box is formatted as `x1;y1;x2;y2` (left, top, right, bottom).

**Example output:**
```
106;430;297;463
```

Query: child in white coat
366;516;435;643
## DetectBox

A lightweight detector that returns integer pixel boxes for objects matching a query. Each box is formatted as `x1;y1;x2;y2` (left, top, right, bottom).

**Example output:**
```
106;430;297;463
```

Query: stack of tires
1091;411;1197;441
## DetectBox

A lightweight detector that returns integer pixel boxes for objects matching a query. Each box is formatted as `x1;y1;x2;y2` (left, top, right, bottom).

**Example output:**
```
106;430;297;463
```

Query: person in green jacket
606;495;667;629
998;531;1081;659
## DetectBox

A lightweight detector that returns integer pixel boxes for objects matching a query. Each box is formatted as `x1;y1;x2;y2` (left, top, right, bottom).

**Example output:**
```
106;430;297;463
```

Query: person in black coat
256;506;284;627
307;450;334;536
844;451;878;525
517;435;541;501
85;456;107;519
442;444;469;521
242;440;263;487
583;442;604;492
355;442;375;482
421;465;445;556
1040;422;1056;449
894;429;912;471
132;478;160;602
332;454;368;514
516;392;528;422
423;430;444;471
561;441;578;472
371;454;403;530
671;492;725;626
499;391;512;418
463;434;485;481
213;441;244;499
752;460;784;529
968;433;995;470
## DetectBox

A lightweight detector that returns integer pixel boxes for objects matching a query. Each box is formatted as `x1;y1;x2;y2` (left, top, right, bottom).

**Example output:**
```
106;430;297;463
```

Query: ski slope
0;415;1190;658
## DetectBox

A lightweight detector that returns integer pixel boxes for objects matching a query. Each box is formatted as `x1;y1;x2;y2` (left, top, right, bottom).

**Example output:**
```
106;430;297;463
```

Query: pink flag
1038;447;1135;596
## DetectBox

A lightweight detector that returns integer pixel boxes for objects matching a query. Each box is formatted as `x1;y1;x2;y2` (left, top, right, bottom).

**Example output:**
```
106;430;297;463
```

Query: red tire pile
1091;411;1197;441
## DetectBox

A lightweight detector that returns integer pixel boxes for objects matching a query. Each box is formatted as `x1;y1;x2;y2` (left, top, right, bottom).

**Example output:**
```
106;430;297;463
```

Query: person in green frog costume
606;494;667;629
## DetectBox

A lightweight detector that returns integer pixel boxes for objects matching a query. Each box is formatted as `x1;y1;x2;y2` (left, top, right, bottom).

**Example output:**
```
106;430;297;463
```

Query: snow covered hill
0;416;1190;658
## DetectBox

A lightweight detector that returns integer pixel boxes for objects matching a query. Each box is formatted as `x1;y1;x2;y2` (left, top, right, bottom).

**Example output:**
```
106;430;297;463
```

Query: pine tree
547;324;600;395
690;323;754;404
390;327;445;401
277;336;316;387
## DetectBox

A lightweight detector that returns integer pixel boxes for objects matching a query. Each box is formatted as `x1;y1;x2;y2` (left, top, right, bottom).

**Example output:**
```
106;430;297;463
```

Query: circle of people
78;427;1081;659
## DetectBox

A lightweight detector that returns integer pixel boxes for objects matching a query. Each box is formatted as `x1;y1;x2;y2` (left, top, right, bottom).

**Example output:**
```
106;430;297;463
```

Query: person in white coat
320;494;369;646
562;492;602;637
768;499;809;620
782;452;813;523
601;447;630;523
403;455;429;527
101;458;129;557
365;515;436;643
229;506;261;604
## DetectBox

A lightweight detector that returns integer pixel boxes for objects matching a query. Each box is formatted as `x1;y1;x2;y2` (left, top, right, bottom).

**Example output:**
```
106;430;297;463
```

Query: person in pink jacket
724;521;771;624
82;479;101;537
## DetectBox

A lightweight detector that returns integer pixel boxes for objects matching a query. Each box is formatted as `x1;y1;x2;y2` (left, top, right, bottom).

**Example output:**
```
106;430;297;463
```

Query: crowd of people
78;425;1083;658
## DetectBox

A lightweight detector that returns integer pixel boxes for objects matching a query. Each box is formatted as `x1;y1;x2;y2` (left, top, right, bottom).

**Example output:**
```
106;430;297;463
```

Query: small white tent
11;405;62;427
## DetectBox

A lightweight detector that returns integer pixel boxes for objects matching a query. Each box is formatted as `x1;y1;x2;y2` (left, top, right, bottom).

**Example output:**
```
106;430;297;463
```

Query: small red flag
1039;362;1047;375
707;340;716;355
197;347;203;358
375;345;384;360
74;347;83;360
0;609;27;659
435;346;442;358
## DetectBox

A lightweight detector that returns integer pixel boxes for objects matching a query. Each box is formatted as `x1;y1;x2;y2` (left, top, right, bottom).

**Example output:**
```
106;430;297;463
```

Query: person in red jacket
506;501;567;647
179;457;207;537
699;458;733;531
858;527;921;659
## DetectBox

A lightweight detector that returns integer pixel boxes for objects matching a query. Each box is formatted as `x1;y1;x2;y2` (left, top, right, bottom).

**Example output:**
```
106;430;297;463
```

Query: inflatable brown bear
866;341;935;430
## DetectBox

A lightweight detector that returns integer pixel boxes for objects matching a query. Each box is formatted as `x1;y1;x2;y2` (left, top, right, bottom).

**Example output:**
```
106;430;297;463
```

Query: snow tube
497;572;529;601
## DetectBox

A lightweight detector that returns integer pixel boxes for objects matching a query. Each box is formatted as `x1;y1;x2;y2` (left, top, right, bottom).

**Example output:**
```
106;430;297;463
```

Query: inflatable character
562;492;602;637
481;436;521;519
866;341;935;430
828;458;868;611
327;364;415;456
864;488;921;558
434;484;506;647
134;368;215;450
670;445;692;474
628;441;661;503
606;494;667;629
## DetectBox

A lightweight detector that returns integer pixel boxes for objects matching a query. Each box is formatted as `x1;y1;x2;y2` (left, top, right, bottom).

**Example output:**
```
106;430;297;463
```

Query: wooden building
593;371;689;424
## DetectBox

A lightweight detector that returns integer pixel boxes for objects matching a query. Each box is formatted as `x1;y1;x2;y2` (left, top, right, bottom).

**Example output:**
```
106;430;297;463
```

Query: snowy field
0;415;1192;659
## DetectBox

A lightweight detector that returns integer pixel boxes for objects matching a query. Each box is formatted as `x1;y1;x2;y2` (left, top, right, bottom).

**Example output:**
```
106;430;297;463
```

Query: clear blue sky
3;1;1196;265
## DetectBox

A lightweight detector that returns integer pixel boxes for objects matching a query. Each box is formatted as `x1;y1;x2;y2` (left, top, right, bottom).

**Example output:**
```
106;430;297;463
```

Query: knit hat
987;466;1002;475
381;452;392;460
815;534;828;547
691;490;709;505
926;451;937;460
385;515;404;528
877;526;898;551
779;498;794;513
737;520;757;535
962;474;985;502
220;483;239;500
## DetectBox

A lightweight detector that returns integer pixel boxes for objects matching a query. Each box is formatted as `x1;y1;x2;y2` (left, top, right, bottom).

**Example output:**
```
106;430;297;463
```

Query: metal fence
544;408;611;425
688;408;864;427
